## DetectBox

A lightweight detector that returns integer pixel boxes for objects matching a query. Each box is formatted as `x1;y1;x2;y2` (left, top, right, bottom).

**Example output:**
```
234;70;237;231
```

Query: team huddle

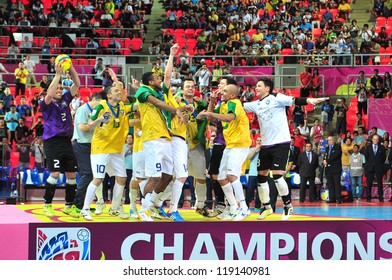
41;44;327;222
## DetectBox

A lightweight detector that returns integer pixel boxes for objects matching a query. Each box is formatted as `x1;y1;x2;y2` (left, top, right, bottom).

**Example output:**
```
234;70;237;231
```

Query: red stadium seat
185;29;195;39
174;29;185;39
376;17;387;27
312;28;322;38
386;47;392;54
281;48;293;55
79;88;91;98
380;57;390;65
130;38;142;51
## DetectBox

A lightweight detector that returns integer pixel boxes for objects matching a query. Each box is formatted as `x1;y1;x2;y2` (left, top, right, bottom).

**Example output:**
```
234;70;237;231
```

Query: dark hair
221;77;237;86
353;144;360;149
182;78;195;89
141;71;155;86
101;86;112;100
90;92;103;101
258;77;274;94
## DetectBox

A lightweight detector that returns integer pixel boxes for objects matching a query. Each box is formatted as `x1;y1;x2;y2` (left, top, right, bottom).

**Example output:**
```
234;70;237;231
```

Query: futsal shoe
257;207;273;220
155;206;169;219
207;204;225;218
129;204;139;219
217;207;229;220
44;204;55;218
81;209;93;221
195;205;210;217
282;206;294;221
139;209;154;222
167;211;185;222
95;201;106;215
222;206;239;221
108;205;130;219
63;205;80;218
233;207;251;221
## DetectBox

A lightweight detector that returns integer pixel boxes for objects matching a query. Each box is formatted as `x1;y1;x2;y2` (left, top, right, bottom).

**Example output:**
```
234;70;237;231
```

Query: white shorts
91;153;127;179
132;150;146;180
218;147;249;180
172;136;188;179
188;144;206;180
143;138;173;177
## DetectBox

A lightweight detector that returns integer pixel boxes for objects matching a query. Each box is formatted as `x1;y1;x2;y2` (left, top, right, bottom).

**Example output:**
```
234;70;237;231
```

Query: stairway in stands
141;1;166;56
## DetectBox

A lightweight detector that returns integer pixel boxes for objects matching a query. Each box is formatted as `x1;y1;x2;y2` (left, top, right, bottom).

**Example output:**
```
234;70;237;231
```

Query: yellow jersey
216;99;252;149
163;84;187;139
90;100;132;154
135;85;171;142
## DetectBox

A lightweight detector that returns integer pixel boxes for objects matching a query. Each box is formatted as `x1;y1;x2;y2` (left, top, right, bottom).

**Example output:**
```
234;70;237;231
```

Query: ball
55;54;72;71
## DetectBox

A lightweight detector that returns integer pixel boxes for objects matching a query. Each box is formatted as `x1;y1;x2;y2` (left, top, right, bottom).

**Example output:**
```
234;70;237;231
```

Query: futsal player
41;63;80;217
243;77;327;220
197;84;252;221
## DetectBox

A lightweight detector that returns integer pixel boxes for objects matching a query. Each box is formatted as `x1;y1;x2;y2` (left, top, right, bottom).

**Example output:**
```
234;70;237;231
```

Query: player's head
89;92;103;108
182;78;196;98
126;133;134;144
141;71;162;91
221;84;239;102
218;77;237;91
255;77;274;98
103;82;123;103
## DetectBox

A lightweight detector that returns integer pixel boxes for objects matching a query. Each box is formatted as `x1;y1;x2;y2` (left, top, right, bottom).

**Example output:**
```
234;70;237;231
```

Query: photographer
334;98;348;137
194;63;212;93
100;65;114;88
14;61;28;96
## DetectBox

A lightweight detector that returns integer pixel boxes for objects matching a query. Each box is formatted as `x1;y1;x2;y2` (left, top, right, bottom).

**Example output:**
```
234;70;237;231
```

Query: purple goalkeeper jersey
214;121;226;146
41;90;74;140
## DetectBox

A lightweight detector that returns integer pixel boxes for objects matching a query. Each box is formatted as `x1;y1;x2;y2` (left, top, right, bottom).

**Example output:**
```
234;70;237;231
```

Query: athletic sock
212;179;225;206
231;179;247;209
82;182;98;210
221;183;237;207
169;179;184;213
194;181;206;209
111;182;125;209
65;183;77;206
95;183;104;203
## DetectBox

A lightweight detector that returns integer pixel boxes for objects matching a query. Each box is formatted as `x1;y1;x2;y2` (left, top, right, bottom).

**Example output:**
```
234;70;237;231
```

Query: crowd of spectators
155;0;392;67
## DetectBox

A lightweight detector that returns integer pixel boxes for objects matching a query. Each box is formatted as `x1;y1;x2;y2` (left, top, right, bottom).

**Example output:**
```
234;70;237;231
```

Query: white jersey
244;93;293;146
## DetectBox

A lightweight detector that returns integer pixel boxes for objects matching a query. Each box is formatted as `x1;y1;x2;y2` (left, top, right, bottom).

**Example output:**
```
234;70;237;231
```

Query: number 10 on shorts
97;165;105;174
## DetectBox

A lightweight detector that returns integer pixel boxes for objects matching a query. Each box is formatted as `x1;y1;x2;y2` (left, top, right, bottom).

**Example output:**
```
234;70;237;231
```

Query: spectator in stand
31;115;44;138
297;121;310;143
373;80;387;98
14;62;29;97
195;63;212;93
23;54;37;92
293;127;306;152
338;0;351;22
0;83;13;112
370;69;383;94
335;98;348;136
341;137;354;172
19;36;32;54
51;0;65;19
0;119;10;144
310;118;324;147
311;68;321;97
321;99;334;134
371;0;385;18
299;66;312;98
354;113;364;132
369;39;381;65
0;62;10;82
16;136;31;168
39;75;50;93
63;7;74;21
178;57;191;78
62;73;74;95
16;97;32;118
0;138;12;166
30;93;40;115
15;118;29;143
24;108;34;131
7;44;19;64
241;85;255;103
101;66;114;88
292;104;305;128
354;126;368;145
149;36;161;55
359;24;373;49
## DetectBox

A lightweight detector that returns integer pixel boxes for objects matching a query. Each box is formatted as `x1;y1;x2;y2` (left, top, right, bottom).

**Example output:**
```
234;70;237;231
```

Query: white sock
194;181;206;209
231;179;247;209
83;182;98;210
169;180;184;213
141;193;152;212
139;179;148;195
221;183;237;207
95;183;104;203
149;191;158;207
257;182;271;205
154;183;173;207
130;188;138;206
111;182;125;210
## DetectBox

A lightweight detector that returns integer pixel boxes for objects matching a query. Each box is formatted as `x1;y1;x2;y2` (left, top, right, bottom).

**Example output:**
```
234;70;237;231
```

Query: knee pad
273;174;283;182
258;175;269;184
